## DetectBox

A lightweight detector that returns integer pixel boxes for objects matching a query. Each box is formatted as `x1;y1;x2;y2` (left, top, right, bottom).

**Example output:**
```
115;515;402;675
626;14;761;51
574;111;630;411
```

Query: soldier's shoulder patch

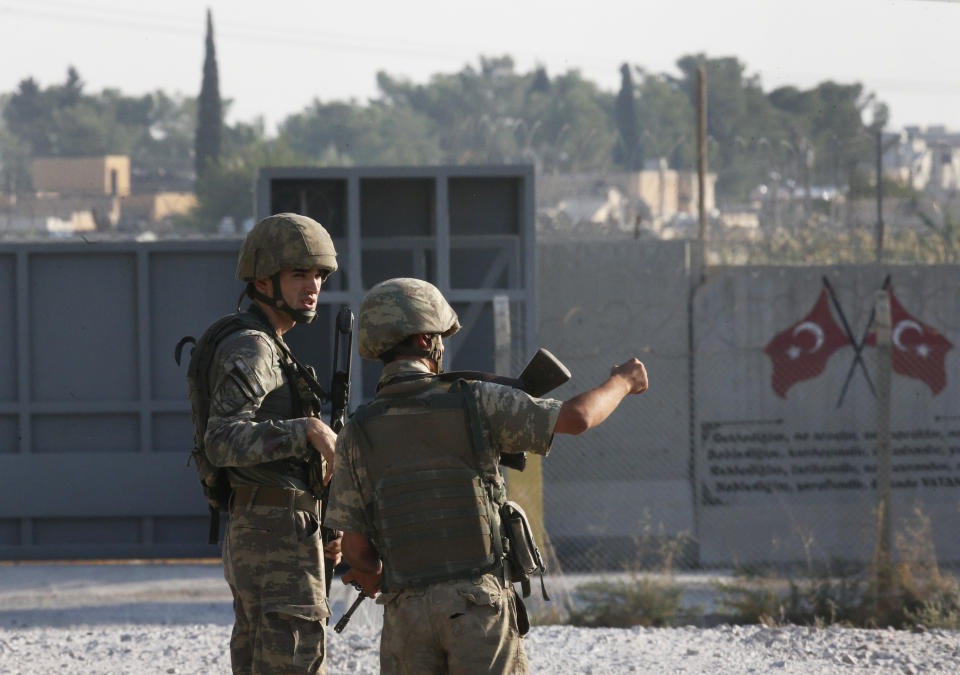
229;355;266;400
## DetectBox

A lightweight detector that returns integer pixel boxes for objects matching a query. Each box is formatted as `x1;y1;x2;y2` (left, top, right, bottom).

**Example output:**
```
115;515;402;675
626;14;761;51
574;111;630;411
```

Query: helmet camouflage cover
358;278;461;360
236;213;338;282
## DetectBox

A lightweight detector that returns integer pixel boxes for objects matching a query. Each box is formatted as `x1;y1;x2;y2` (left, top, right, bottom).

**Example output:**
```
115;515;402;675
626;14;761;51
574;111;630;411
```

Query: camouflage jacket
325;359;563;539
204;308;316;489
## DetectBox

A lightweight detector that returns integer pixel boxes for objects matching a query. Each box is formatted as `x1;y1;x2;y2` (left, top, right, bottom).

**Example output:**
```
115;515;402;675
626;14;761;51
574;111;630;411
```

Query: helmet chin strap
249;276;317;324
428;334;444;373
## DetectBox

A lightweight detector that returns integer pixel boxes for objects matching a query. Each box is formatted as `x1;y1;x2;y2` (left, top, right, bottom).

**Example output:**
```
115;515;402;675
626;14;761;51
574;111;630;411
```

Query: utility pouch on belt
501;500;549;601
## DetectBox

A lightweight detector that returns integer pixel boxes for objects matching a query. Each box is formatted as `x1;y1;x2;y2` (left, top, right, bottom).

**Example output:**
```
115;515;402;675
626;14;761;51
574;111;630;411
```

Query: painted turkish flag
864;287;953;395
764;289;852;398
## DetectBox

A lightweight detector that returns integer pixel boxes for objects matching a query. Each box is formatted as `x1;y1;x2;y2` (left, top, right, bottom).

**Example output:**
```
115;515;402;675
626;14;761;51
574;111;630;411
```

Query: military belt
232;485;319;514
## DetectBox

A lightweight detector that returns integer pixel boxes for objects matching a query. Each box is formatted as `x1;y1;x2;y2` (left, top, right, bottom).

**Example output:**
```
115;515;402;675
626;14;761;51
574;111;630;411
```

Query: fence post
696;65;708;282
873;287;894;619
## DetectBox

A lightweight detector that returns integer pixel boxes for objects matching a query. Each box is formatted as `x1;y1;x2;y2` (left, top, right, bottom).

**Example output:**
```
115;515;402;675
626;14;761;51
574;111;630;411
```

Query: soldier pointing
325;277;648;674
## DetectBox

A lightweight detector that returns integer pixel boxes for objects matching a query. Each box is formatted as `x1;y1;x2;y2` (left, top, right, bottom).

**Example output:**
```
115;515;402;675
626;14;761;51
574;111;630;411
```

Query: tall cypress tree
195;8;222;181
614;63;641;170
529;66;551;95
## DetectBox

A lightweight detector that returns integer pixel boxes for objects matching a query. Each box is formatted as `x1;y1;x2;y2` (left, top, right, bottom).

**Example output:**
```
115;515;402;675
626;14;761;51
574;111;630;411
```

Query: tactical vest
353;379;507;591
180;305;324;543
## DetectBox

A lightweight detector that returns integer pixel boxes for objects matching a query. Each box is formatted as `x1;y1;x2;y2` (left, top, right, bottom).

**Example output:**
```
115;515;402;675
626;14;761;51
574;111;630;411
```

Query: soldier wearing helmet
199;213;341;674
236;211;339;324
325;278;649;674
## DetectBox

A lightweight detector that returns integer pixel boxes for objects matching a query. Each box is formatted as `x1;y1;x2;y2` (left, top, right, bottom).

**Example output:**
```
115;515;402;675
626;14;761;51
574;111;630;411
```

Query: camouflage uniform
326;359;562;675
205;306;330;674
200;213;338;675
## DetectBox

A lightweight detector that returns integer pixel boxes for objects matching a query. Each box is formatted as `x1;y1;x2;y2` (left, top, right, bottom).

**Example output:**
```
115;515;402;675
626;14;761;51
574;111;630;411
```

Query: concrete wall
694;265;960;565
3;228;957;567
538;239;960;568
536;236;695;565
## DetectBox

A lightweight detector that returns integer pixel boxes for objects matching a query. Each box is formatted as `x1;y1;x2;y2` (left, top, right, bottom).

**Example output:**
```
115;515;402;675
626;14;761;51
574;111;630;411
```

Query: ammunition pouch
501;500;549;600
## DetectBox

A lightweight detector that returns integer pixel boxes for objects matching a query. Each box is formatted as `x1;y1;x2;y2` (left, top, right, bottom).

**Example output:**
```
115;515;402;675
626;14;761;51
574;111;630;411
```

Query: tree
673;54;814;201
279;98;442;166
3;77;52;156
134;91;195;191
0;70;199;193
186;136;304;230
768;81;872;191
0;49;891;216
529;66;550;95
0;98;32;196
634;71;694;170
614;63;641;170
523;70;616;173
195;8;222;181
59;66;84;107
371;58;616;172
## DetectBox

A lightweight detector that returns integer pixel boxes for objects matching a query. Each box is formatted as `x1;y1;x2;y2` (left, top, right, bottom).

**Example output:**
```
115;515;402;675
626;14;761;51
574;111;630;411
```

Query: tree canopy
0;54;881;229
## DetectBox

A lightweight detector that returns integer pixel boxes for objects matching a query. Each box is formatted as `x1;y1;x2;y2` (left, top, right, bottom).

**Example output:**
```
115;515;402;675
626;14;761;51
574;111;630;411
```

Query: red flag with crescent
864;286;953;395
764;289;852;398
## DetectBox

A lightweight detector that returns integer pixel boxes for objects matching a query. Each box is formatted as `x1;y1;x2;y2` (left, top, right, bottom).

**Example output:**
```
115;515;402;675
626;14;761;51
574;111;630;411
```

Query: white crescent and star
892;319;928;356
787;321;825;359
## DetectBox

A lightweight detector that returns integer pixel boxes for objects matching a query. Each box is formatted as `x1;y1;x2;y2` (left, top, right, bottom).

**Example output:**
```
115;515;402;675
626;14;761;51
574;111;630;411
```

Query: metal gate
0;164;536;560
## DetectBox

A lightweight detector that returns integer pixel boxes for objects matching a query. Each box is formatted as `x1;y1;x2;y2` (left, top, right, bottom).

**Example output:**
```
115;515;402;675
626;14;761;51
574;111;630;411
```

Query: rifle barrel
334;590;367;633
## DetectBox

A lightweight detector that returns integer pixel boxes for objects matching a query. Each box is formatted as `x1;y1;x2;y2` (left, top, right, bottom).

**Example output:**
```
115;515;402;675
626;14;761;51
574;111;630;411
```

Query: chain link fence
533;224;960;588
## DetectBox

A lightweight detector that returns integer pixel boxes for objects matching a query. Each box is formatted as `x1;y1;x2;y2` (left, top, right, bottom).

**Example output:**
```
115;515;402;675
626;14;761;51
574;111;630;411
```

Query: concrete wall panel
0;254;15;401
30;252;138;402
694;265;960;564
537;237;694;553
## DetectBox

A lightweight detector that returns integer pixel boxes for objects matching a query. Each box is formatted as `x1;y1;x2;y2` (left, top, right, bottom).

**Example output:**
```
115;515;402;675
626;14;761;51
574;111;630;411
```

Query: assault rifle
321;306;354;609
443;347;572;471
333;347;570;632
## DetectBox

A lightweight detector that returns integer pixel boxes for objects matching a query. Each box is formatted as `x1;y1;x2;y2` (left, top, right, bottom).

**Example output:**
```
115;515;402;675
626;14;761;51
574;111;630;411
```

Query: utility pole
870;103;888;263
696;65;708;280
875;128;885;262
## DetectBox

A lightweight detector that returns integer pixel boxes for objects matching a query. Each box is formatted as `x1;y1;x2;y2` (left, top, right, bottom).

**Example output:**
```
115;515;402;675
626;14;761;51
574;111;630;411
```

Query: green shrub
714;504;960;628
904;591;960;630
568;575;697;628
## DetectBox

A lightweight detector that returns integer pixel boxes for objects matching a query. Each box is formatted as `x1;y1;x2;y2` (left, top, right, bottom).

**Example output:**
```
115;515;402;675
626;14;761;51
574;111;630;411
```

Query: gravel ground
0;563;957;674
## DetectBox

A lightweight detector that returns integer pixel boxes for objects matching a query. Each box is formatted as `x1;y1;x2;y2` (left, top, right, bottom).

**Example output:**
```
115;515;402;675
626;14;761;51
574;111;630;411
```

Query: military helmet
237;213;338;282
358;278;461;360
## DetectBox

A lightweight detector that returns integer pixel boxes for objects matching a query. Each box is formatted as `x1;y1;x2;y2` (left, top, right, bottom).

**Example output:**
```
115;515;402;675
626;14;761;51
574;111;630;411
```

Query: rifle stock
441;348;571;472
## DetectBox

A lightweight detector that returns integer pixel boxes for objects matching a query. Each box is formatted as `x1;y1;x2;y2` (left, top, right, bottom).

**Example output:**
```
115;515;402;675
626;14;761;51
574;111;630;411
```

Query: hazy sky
1;0;958;133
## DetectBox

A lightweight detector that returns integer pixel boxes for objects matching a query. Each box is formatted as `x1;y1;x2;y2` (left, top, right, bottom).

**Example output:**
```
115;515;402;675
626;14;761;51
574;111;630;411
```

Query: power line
3;0;956;103
0;1;488;63
0;0;620;82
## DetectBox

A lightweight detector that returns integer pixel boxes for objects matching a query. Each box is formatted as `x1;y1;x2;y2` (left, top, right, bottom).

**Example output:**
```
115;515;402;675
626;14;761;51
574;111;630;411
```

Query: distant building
121;193;197;224
537;162;717;233
882;131;932;191
886;126;960;193
32;156;131;197
1;156;195;237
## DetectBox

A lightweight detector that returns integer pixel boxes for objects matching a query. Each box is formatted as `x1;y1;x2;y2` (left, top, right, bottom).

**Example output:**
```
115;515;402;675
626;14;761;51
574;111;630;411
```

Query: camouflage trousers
222;500;331;674
378;574;528;674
